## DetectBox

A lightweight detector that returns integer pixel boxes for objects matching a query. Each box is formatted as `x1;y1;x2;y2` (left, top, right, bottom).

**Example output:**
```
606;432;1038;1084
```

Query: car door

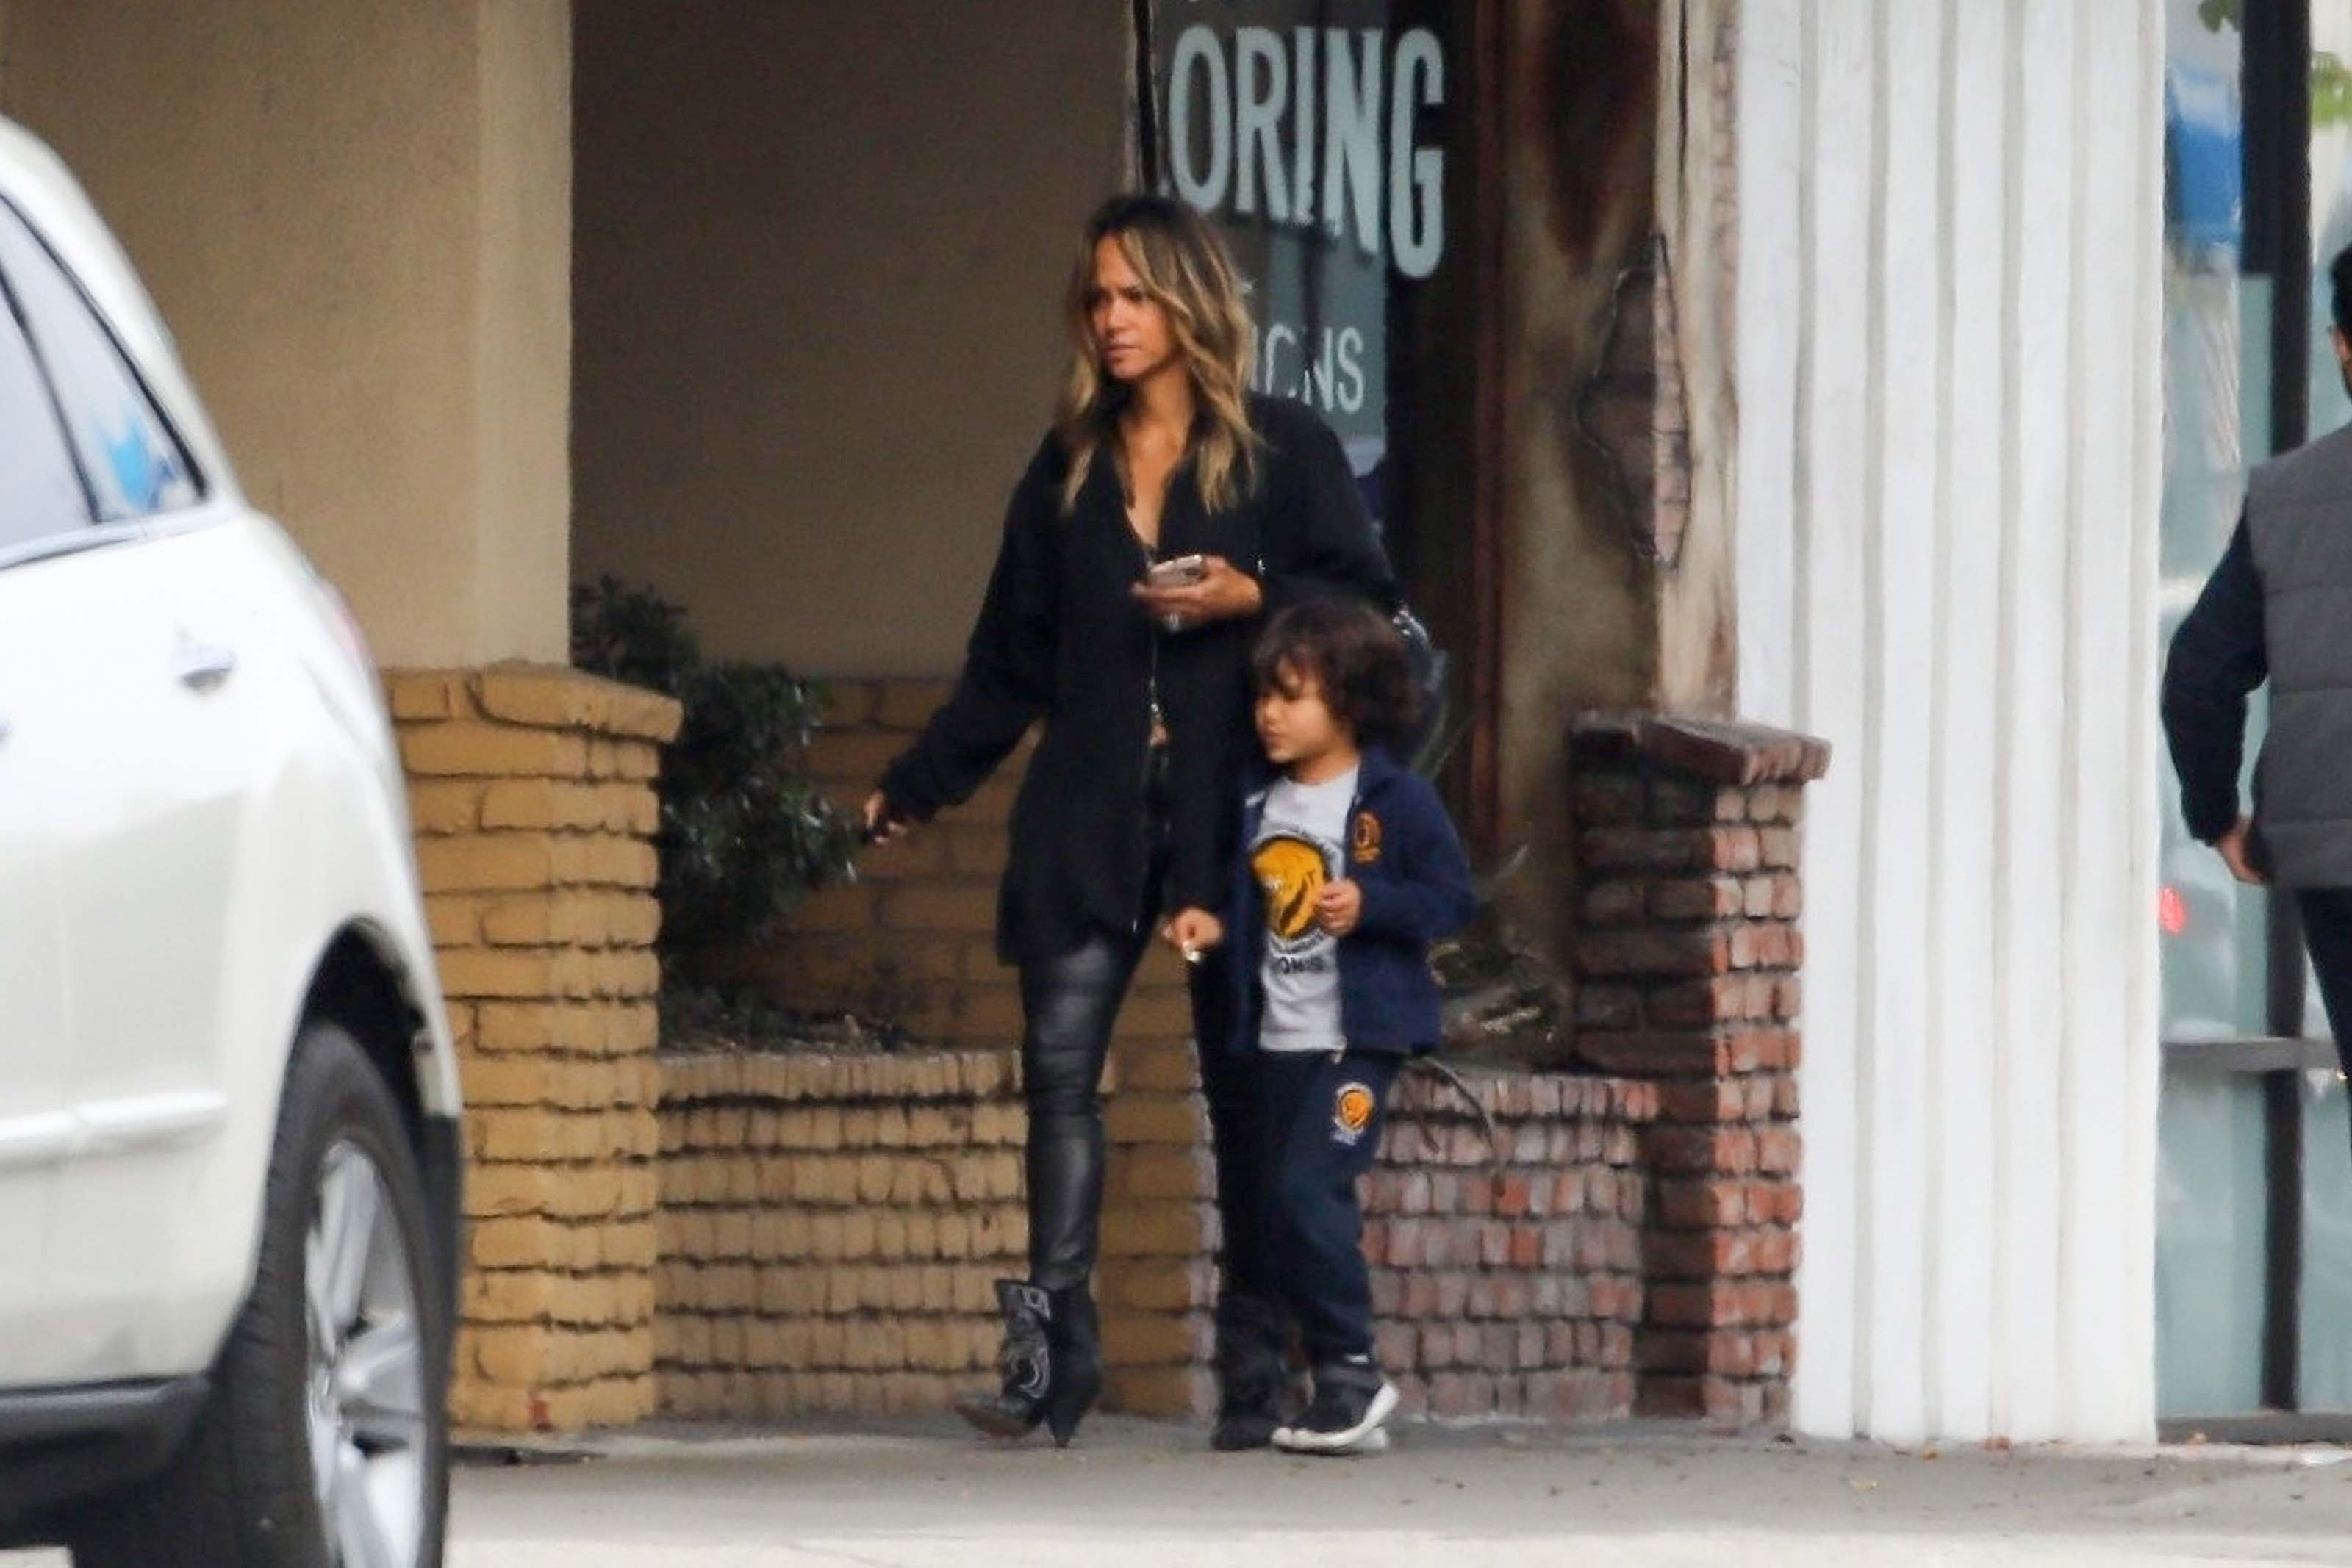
0;247;96;1385
0;198;270;1377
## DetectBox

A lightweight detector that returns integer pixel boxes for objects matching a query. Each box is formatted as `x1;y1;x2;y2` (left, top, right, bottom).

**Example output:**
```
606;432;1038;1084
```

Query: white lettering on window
1290;28;1319;229
1389;29;1444;281
1236;28;1290;221
1169;27;1233;212
1166;24;1444;279
1259;322;1298;395
1335;327;1366;414
1324;29;1385;260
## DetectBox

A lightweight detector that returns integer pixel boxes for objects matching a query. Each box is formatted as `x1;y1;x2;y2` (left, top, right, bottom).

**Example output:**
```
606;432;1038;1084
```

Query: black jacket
880;395;1396;963
2162;514;2266;848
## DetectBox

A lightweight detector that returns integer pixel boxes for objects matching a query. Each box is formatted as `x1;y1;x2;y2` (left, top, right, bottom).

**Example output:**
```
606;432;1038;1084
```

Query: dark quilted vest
2248;423;2352;887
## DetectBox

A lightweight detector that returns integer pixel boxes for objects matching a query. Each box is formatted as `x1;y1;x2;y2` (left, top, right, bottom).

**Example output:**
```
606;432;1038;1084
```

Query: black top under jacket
880;394;1396;965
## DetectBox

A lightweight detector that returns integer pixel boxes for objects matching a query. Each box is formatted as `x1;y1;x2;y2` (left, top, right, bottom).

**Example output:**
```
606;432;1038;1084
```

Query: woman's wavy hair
1056;193;1260;515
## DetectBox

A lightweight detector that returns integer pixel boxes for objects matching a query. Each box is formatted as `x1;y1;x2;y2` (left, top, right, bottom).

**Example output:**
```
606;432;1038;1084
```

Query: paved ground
451;1417;2352;1567
12;1417;2352;1565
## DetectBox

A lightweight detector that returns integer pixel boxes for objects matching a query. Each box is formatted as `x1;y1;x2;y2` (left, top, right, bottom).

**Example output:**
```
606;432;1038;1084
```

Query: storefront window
2157;0;2352;1434
1146;0;1456;551
2158;4;2263;1048
2159;1069;2273;1415
2302;1073;2352;1408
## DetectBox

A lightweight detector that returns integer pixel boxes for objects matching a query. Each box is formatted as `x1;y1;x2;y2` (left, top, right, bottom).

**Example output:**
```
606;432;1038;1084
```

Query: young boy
1164;598;1477;1456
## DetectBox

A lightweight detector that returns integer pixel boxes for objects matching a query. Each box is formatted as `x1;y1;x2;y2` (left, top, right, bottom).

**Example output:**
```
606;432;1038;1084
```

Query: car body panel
0;118;460;1396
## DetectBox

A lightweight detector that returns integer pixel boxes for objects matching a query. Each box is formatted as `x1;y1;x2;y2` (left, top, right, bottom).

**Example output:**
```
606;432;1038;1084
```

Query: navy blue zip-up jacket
1214;744;1477;1055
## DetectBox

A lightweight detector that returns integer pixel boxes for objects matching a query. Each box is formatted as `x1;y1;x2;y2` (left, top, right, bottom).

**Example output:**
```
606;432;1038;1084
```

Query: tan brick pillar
387;663;682;1434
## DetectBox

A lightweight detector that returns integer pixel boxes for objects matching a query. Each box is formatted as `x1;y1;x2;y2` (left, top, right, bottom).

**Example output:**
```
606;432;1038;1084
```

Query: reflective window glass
0;202;197;521
0;295;88;553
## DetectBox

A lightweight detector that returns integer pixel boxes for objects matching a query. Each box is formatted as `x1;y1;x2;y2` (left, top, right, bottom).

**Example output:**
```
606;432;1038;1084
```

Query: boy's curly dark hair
1251;598;1420;750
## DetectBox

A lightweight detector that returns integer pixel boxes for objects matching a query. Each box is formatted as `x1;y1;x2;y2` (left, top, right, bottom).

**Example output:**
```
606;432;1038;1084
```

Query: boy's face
1255;661;1352;769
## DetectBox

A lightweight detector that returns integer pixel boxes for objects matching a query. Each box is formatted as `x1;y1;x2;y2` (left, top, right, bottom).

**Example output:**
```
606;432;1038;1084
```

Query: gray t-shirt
1250;766;1359;1054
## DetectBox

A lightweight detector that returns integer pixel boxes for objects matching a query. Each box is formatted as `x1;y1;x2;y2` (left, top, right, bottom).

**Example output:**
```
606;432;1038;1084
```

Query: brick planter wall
754;678;1014;1046
653;1050;1025;1418
736;677;1221;1417
1566;713;1829;1427
652;1046;1218;1420
651;1049;1667;1425
389;663;682;1434
625;687;1826;1435
1367;1067;1656;1422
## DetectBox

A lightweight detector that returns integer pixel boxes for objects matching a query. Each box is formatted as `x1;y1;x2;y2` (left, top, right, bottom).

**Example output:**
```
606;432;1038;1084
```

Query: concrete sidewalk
438;1416;2352;1567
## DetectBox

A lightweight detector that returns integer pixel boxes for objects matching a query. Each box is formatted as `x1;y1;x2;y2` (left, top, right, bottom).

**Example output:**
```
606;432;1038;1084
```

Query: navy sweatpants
1253;1049;1400;1362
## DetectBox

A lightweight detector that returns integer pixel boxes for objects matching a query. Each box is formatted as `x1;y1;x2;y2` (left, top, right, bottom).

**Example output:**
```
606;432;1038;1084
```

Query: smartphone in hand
1146;554;1208;589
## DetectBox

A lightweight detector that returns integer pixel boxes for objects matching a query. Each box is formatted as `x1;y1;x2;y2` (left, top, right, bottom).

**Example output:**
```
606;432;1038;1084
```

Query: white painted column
1785;0;1876;1438
1737;0;2165;1443
1925;0;2009;1445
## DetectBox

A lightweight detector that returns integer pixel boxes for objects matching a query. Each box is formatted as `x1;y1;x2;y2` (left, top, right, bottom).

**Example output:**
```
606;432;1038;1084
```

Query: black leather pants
1019;931;1148;1290
1018;743;1271;1295
1018;934;1272;1295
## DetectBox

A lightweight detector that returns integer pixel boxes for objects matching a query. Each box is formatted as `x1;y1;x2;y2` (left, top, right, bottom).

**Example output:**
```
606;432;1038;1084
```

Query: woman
864;193;1394;1448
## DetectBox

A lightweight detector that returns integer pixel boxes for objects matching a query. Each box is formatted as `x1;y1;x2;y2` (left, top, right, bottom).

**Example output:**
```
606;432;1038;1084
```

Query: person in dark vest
863;195;1396;1447
2163;241;2352;1120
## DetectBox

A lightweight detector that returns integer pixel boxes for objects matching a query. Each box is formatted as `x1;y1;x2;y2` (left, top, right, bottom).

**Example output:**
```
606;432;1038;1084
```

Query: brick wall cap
387;663;684;744
1570;712;1831;787
657;1047;1012;1104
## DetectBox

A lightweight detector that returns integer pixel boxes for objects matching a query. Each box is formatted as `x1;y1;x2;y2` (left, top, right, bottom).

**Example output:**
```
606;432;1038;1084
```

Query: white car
0;121;460;1566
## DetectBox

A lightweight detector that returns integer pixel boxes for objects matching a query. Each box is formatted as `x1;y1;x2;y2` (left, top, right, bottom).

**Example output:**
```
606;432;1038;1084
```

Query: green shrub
570;575;859;968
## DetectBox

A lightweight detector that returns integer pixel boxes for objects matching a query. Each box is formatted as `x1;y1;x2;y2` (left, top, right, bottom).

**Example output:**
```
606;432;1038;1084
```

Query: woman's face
1088;235;1179;386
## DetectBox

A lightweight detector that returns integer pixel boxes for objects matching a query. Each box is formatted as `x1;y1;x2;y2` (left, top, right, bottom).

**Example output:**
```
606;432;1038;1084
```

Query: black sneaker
1271;1357;1397;1456
1211;1294;1292;1452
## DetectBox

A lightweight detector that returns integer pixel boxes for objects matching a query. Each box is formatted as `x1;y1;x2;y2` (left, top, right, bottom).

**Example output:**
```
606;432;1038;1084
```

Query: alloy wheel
302;1139;429;1568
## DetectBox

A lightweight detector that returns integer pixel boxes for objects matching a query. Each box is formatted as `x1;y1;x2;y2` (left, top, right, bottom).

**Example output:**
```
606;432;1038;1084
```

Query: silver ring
1161;614;1185;633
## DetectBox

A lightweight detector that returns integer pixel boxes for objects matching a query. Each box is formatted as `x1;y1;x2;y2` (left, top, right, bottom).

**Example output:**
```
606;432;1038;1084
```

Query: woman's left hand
1132;554;1263;632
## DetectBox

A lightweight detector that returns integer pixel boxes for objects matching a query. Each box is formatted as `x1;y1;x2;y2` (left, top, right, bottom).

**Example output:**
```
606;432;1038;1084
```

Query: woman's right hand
1161;907;1225;963
861;791;910;846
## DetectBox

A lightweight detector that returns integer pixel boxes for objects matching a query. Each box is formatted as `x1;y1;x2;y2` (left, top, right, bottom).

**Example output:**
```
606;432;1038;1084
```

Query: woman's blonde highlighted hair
1057;194;1259;515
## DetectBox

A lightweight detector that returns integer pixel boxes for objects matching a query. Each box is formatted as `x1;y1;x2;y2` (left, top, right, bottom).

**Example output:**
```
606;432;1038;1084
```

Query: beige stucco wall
571;0;1128;675
0;0;571;669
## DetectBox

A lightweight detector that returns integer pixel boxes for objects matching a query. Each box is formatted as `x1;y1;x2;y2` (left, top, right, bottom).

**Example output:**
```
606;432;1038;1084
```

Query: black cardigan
880;394;1396;964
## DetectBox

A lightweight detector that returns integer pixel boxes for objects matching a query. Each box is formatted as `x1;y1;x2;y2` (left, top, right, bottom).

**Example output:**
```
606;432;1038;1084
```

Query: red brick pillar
1566;713;1829;1428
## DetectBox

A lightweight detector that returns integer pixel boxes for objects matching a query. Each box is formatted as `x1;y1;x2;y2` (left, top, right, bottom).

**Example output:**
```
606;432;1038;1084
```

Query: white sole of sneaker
1270;1380;1399;1456
1271;1426;1391;1456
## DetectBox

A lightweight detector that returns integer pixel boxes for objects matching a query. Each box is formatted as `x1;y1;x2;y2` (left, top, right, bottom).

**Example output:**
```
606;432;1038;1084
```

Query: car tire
68;1020;449;1568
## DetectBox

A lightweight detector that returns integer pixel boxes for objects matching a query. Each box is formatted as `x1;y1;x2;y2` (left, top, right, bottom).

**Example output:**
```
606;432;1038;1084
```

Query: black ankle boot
954;1280;1053;1438
1042;1284;1102;1447
1211;1293;1292;1451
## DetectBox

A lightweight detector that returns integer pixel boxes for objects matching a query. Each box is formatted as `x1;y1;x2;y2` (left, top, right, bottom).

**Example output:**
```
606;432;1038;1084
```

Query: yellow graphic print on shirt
1252;833;1330;943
